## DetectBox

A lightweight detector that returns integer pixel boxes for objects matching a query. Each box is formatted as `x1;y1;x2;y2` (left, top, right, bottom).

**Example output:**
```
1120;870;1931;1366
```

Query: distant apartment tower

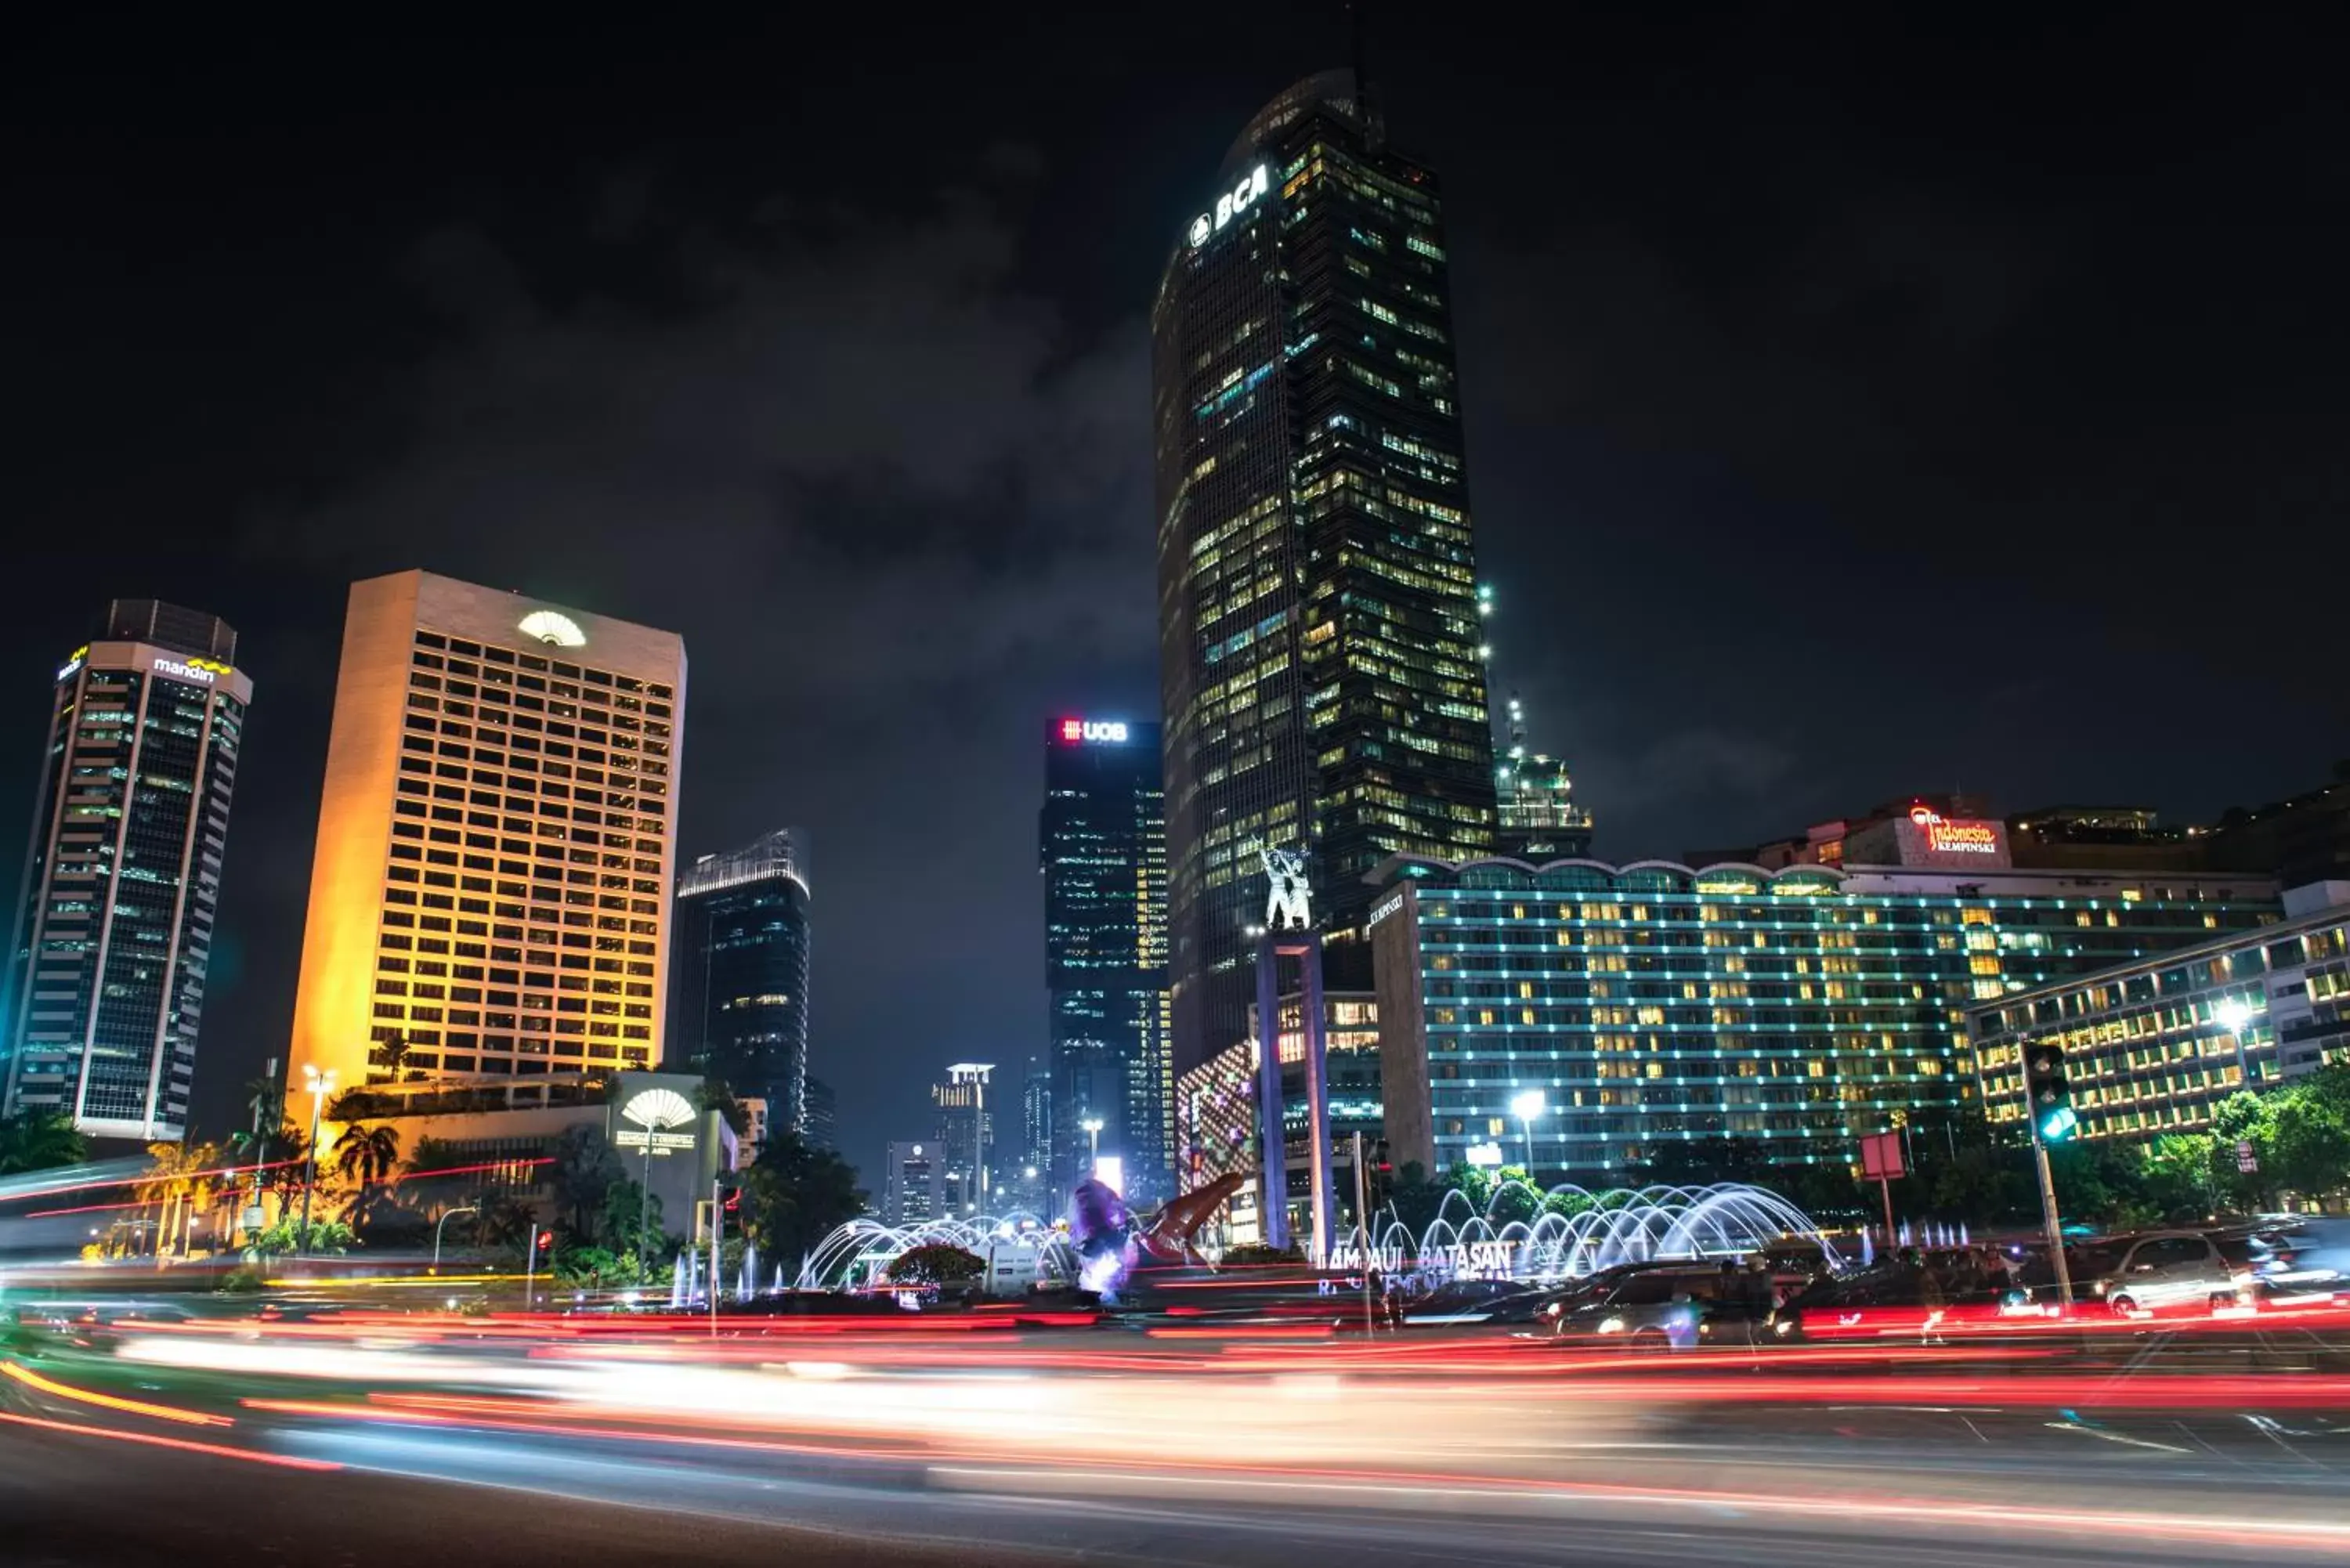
803;1074;837;1151
1020;1062;1053;1174
287;571;685;1094
1042;718;1173;1204
1152;71;1497;1078
882;1138;942;1227
1;602;252;1140
931;1062;993;1213
667;829;812;1133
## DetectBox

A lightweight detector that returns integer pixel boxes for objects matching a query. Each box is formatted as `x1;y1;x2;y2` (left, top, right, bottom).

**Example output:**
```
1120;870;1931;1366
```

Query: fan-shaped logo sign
517;609;587;648
616;1086;700;1155
620;1087;696;1129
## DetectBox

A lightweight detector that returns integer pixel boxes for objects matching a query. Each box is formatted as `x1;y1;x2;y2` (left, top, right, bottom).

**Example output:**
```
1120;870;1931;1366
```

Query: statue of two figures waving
1257;842;1312;931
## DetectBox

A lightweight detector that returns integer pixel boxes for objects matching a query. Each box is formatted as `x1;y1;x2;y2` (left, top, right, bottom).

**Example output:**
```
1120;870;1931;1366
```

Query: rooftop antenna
1349;0;1383;149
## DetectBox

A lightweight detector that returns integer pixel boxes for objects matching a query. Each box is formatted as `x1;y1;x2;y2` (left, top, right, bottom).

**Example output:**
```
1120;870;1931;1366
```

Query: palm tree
548;1125;620;1242
0;1111;85;1175
334;1123;402;1190
473;1190;537;1252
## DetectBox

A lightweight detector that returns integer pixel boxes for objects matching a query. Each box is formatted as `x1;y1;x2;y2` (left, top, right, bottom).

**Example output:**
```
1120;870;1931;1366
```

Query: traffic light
2024;1039;2076;1142
1371;1139;1394;1210
535;1230;554;1252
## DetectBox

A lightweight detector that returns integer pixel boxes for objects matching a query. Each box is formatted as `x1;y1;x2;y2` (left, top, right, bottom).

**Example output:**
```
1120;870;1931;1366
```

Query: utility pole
708;1176;721;1337
245;1057;278;1243
2031;1131;2074;1310
297;1064;334;1258
1352;1132;1375;1335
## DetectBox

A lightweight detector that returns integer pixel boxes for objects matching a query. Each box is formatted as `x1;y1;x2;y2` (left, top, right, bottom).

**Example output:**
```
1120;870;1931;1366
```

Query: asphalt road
9;1323;2350;1566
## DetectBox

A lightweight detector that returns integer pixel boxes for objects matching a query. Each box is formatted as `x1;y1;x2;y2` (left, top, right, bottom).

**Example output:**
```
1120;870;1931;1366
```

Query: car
2066;1230;2253;1316
1545;1263;1777;1349
2244;1216;2350;1282
1400;1276;1554;1326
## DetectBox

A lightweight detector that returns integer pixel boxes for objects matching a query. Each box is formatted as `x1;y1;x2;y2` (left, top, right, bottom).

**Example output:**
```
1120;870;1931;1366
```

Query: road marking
2043;1422;2191;1454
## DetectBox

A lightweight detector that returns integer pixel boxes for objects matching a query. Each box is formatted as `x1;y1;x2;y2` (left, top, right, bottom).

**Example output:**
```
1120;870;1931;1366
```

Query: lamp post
298;1065;335;1257
1509;1089;1546;1182
432;1205;479;1274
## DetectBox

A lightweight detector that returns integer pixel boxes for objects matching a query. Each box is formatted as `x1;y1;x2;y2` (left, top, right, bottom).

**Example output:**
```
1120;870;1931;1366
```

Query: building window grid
371;632;669;1075
1409;879;2280;1167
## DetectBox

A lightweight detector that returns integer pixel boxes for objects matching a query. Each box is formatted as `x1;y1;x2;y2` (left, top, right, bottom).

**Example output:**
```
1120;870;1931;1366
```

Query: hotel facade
287;571;685;1098
1368;817;2282;1180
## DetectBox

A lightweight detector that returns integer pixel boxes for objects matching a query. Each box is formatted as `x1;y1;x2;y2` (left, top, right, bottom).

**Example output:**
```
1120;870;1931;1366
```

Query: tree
367;1033;412;1080
548;1125;624;1243
334;1123;403;1191
1383;1160;1449;1235
697;1078;751;1138
0;1111;85;1175
246;1216;355;1259
473;1190;537;1252
602;1176;664;1264
554;1245;645;1290
741;1133;867;1270
886;1243;983;1288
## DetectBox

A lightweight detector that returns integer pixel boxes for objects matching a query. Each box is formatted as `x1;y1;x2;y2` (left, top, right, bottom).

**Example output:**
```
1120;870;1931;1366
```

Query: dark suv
1543;1263;1777;1349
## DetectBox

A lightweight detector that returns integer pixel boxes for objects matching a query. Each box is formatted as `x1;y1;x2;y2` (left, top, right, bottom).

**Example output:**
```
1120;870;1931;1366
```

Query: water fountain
794;1211;1073;1292
1371;1180;1843;1285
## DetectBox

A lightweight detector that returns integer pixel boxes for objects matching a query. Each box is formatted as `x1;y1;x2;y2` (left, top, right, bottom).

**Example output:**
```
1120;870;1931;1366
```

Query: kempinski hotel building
1368;810;2281;1180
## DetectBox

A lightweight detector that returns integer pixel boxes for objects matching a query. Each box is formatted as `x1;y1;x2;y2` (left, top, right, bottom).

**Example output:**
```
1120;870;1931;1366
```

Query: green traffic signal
2023;1040;2074;1143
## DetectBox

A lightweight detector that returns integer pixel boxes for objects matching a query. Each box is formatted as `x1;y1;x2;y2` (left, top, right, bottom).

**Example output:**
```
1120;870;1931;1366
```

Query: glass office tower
1152;70;1495;1078
667;828;812;1133
2;601;252;1142
1042;718;1173;1204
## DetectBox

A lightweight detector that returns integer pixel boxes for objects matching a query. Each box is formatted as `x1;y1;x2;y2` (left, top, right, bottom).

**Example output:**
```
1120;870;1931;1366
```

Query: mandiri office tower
1152;71;1495;1075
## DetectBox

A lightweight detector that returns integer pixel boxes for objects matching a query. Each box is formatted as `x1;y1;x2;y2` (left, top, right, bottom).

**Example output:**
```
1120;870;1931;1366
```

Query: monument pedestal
1254;927;1332;1260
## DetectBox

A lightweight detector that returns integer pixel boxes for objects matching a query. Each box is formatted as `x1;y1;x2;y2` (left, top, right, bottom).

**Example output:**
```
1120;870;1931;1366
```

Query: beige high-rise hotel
287;571;685;1096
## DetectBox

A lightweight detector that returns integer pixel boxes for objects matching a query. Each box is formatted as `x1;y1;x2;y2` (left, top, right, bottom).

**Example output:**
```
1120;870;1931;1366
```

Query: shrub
886;1243;984;1287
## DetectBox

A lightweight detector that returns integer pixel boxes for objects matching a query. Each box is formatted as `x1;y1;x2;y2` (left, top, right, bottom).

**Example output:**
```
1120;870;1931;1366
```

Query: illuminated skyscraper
1041;718;1173;1202
667;828;811;1133
1152;70;1495;1075
1494;693;1593;860
287;571;685;1096
1;602;251;1141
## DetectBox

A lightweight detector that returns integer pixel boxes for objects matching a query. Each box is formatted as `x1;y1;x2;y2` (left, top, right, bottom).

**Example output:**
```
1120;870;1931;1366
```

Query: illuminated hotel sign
1058;718;1130;744
1909;805;2000;854
1188;163;1271;247
151;656;232;687
55;646;87;682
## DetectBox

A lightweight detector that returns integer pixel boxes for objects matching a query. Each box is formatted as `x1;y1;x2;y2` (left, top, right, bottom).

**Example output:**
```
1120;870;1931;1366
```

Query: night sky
6;10;2345;1174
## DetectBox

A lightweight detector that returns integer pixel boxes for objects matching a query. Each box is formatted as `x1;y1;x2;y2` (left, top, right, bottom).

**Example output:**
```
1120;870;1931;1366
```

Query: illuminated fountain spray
794;1212;1072;1291
1375;1181;1842;1282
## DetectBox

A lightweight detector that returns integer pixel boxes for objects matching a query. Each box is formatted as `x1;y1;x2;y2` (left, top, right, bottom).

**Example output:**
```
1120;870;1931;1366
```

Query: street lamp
432;1205;480;1274
2214;997;2258;1085
1081;1117;1104;1172
298;1064;336;1257
1509;1089;1546;1180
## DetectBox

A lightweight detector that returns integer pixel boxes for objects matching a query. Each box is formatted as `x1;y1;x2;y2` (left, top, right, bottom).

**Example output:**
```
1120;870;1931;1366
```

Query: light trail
0;1409;339;1472
927;1464;2350;1553
2;1360;231;1426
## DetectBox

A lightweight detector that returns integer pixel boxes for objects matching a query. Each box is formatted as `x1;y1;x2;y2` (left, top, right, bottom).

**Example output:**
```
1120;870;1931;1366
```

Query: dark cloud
227;178;1157;1161
2;9;2345;1174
